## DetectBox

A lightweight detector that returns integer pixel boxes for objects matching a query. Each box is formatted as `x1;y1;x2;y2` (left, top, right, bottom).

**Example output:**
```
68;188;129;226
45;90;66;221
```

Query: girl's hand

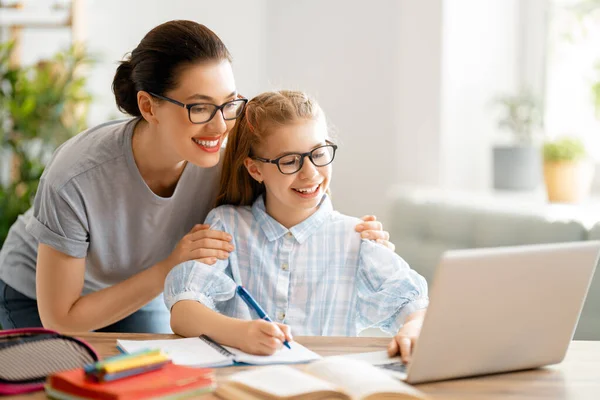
166;224;234;268
387;310;426;363
239;320;293;355
355;215;396;251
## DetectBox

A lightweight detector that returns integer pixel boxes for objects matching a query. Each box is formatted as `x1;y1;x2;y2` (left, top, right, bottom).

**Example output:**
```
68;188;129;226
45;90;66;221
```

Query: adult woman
0;20;393;333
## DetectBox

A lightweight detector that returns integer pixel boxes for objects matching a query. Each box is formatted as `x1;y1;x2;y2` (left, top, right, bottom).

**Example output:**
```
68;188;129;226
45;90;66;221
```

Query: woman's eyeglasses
252;142;338;175
149;92;248;124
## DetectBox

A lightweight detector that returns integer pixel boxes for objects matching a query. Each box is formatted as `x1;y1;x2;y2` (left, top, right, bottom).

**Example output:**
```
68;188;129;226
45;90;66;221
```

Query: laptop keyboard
376;361;407;374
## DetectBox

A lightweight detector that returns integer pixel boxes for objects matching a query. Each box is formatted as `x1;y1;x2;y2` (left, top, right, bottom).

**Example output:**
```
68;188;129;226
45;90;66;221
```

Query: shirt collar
251;194;333;244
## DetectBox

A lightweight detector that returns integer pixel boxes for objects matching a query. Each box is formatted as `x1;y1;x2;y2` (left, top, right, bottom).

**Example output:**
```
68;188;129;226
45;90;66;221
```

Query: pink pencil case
0;327;99;395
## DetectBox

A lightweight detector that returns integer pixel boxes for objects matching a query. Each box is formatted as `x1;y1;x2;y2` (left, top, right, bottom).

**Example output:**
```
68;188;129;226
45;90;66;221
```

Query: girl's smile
291;183;322;199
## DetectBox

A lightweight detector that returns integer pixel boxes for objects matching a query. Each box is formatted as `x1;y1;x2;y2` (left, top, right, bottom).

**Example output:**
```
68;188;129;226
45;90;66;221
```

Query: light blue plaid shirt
164;195;428;336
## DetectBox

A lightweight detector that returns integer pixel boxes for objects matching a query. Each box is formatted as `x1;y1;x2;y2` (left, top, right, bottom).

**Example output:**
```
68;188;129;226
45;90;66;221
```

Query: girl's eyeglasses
149;92;248;124
252;142;338;175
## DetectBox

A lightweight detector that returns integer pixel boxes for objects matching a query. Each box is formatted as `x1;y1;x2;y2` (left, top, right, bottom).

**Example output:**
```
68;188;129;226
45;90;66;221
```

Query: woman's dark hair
112;20;232;117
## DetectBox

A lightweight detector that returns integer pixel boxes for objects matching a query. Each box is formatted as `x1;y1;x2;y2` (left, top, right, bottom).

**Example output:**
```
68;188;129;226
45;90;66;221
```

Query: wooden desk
9;333;600;400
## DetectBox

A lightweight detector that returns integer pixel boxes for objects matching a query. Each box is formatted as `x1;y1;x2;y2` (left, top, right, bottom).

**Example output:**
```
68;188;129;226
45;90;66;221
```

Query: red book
46;363;215;400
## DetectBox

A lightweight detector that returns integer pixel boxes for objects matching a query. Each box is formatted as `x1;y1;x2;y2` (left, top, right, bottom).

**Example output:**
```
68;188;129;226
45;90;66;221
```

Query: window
545;0;600;159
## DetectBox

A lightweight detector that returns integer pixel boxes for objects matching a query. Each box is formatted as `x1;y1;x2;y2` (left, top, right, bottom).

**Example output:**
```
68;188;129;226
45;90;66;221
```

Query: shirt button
277;312;286;321
285;232;293;239
281;263;289;271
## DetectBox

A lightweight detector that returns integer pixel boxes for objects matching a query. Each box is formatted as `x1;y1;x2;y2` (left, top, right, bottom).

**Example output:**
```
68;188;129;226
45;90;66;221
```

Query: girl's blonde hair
216;90;325;207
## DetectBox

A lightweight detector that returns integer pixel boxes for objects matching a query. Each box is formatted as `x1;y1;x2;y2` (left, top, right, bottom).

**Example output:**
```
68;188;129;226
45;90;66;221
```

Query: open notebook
116;335;321;368
216;356;427;400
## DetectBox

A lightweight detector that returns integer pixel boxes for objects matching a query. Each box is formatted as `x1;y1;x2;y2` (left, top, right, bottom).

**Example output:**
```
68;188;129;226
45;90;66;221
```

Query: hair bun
112;59;141;117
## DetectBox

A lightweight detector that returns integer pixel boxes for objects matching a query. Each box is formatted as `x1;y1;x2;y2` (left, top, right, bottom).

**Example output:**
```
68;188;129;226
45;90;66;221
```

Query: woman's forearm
37;242;176;333
60;261;172;331
170;300;248;347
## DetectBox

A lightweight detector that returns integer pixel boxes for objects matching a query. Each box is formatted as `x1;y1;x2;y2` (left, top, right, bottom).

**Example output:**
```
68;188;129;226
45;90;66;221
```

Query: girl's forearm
406;309;427;323
170;300;248;348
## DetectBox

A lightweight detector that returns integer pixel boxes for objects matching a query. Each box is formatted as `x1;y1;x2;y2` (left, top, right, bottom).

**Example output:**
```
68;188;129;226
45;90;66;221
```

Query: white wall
440;0;520;190
395;0;444;188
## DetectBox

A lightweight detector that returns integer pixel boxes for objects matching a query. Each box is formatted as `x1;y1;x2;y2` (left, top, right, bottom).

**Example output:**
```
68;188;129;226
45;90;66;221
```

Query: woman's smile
192;135;223;153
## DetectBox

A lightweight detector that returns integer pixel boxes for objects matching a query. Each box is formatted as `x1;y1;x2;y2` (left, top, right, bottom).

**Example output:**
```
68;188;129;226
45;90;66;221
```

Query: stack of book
45;349;215;399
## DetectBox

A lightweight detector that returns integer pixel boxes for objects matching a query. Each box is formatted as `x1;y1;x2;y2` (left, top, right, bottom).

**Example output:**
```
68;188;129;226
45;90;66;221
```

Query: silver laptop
346;241;600;384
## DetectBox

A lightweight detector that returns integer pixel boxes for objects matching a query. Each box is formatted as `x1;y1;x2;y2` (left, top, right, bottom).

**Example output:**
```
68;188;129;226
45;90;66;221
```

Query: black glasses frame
252;141;338;175
149;92;248;124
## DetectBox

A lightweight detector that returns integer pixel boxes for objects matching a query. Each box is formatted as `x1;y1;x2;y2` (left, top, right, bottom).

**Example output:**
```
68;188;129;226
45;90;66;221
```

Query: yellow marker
103;352;170;374
86;348;164;374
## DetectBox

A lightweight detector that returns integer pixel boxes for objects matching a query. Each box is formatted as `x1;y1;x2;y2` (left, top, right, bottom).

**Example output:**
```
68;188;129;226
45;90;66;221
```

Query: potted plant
542;137;594;203
491;90;543;190
0;41;93;246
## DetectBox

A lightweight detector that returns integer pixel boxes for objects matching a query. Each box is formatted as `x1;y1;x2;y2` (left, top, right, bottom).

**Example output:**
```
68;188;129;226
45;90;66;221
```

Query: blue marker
236;285;292;349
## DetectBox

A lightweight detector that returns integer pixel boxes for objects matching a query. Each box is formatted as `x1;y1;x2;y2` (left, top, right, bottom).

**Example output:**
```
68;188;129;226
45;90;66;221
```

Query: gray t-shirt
0;118;222;302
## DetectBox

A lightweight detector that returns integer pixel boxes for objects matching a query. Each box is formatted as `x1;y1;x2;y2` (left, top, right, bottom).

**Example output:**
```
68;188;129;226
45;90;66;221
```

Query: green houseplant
491;90;543;191
542;137;593;203
0;41;93;246
593;62;600;119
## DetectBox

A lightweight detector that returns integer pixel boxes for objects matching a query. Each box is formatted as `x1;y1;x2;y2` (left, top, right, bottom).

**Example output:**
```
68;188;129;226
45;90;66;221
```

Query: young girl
164;91;428;362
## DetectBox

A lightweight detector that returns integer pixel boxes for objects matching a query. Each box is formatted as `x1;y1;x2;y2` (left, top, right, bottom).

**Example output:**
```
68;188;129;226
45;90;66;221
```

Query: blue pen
236;285;292;349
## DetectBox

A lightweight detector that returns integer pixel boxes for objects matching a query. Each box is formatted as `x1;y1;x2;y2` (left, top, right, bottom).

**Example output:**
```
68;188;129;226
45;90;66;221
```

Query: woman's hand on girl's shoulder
355;215;395;252
166;224;234;269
